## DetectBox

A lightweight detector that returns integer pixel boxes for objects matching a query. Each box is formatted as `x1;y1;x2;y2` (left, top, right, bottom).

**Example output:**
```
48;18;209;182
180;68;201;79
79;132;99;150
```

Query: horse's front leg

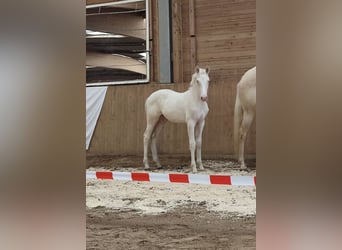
187;121;197;173
195;119;205;170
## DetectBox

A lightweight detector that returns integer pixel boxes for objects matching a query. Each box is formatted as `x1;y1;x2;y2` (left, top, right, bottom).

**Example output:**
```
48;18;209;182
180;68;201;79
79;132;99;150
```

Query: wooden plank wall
88;82;255;156
88;0;256;157
177;0;256;83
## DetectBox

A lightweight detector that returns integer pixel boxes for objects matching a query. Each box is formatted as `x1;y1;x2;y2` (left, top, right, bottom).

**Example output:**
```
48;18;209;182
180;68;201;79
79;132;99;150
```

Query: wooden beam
189;0;195;36
189;0;196;69
190;37;197;70
148;0;154;81
172;0;183;83
87;52;146;74
87;13;145;39
150;0;159;81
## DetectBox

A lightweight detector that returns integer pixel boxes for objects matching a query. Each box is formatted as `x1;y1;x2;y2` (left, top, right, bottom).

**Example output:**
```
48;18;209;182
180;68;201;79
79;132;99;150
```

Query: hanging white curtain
86;87;107;150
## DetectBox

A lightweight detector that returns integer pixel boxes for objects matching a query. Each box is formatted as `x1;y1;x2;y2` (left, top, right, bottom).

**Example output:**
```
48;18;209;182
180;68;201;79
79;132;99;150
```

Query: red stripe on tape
132;172;150;182
169;173;189;183
96;171;113;180
210;175;231;185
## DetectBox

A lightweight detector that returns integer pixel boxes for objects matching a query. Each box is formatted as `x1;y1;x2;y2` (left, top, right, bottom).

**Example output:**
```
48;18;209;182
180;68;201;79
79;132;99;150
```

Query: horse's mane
189;73;197;89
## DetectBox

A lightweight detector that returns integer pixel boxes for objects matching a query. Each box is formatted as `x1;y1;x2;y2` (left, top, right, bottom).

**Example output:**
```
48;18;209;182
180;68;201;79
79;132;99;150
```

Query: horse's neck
187;80;201;101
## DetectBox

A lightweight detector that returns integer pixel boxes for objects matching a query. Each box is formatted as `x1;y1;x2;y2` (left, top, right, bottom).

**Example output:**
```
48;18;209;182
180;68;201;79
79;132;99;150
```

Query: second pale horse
234;66;256;170
143;66;210;173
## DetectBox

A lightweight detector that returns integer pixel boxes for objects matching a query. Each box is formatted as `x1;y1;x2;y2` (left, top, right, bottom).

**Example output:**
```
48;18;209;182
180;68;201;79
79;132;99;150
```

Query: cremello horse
143;66;210;173
234;66;256;170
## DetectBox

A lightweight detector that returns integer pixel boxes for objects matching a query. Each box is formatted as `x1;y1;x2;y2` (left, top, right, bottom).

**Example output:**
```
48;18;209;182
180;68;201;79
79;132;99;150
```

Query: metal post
158;0;172;83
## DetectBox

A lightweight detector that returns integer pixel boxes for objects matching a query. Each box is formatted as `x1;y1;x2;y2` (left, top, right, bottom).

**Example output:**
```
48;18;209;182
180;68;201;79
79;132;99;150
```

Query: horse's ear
205;66;210;74
195;65;200;74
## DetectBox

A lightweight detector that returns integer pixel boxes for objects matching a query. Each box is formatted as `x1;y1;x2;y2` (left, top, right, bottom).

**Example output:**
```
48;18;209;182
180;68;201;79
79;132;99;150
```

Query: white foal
143;66;210;173
234;66;256;170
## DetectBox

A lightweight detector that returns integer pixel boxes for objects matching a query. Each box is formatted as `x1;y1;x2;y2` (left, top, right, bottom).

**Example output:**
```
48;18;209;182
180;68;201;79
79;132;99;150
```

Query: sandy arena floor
86;155;256;249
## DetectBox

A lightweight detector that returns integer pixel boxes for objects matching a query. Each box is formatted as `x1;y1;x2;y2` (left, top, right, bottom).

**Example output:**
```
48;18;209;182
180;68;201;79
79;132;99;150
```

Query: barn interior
86;0;256;158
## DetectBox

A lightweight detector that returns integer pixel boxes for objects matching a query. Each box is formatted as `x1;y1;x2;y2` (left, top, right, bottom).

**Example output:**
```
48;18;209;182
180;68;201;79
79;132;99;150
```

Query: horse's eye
196;80;200;84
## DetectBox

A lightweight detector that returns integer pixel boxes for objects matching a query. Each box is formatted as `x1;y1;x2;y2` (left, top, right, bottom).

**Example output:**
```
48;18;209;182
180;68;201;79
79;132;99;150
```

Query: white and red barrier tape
86;171;256;186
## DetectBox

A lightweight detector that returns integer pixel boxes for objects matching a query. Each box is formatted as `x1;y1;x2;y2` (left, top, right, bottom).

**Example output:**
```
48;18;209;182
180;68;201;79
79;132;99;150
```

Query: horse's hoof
240;166;250;172
144;166;150;170
192;168;198;173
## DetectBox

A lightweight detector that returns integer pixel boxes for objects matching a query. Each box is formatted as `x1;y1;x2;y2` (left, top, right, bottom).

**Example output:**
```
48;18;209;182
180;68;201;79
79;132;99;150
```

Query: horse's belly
160;97;187;123
163;111;186;123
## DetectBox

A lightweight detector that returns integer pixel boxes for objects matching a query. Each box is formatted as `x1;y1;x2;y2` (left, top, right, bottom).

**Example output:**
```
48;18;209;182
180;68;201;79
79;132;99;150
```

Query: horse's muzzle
201;96;208;102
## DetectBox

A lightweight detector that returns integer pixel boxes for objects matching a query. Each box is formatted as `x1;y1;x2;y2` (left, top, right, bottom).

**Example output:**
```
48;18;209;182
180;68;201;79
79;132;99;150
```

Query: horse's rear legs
143;115;160;169
150;115;167;168
239;111;254;171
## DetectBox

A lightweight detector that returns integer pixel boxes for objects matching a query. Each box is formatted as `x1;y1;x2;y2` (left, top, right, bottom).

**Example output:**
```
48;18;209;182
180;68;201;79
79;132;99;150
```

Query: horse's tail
233;87;242;159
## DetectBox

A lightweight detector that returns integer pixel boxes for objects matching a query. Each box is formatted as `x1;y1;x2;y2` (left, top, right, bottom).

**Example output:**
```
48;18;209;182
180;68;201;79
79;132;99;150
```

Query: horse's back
145;89;190;123
145;89;179;107
145;89;180;113
239;67;256;88
147;89;178;100
238;66;256;111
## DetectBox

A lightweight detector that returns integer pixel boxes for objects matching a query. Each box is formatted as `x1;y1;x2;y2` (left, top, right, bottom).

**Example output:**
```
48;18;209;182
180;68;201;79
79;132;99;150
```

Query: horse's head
193;66;210;102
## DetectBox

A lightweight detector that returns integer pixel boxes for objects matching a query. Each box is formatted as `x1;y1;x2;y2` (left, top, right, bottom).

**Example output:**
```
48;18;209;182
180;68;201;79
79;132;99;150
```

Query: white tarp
86;87;107;150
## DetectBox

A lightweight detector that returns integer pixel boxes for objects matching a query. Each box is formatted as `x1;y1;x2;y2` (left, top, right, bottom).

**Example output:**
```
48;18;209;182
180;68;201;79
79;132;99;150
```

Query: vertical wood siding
88;82;255;156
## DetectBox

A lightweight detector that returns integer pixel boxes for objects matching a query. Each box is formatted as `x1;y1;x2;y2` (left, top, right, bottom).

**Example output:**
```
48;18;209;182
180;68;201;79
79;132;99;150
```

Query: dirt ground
86;155;256;249
86;154;256;173
87;207;255;250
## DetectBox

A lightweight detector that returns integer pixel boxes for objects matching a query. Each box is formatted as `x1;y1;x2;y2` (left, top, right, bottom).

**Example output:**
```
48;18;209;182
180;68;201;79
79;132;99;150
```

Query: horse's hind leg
239;111;254;171
143;114;160;169
151;115;167;168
